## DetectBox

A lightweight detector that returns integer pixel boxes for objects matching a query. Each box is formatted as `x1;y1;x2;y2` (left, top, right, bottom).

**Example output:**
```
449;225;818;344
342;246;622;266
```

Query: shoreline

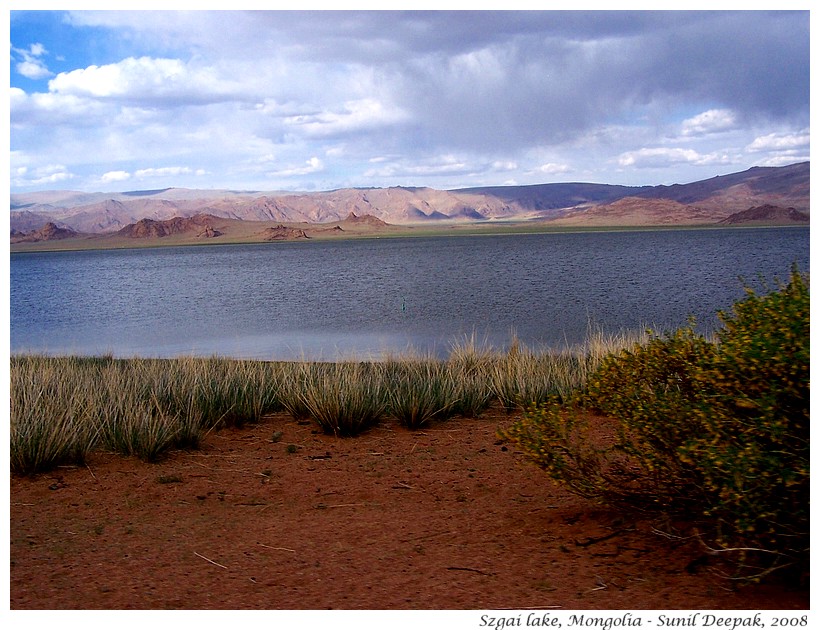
9;221;808;255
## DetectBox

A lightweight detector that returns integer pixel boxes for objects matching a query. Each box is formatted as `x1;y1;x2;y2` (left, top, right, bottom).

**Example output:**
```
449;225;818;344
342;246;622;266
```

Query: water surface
10;227;809;360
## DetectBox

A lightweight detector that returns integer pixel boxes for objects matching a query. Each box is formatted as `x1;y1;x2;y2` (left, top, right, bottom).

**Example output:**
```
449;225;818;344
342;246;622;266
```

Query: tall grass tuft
489;349;567;411
103;401;182;462
10;356;99;473
298;362;387;436
385;357;458;429
446;334;495;417
10;325;651;473
278;362;313;421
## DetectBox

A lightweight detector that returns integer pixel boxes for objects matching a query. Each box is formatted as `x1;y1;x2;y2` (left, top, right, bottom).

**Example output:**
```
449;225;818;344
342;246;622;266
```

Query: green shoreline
9;221;807;254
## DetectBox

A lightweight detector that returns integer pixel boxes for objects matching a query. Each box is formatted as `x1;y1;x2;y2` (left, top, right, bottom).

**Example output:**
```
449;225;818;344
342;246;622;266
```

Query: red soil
9;408;808;611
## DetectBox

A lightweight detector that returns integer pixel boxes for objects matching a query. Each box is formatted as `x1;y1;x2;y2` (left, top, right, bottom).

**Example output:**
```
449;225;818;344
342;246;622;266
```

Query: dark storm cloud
210;10;807;154
384;11;809;152
12;10;810;191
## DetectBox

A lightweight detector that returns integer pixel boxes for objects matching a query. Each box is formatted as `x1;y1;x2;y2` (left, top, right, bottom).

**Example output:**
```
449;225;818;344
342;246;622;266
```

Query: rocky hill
11;222;84;243
718;204;809;225
116;214;225;238
10;162;809;234
259;225;310;241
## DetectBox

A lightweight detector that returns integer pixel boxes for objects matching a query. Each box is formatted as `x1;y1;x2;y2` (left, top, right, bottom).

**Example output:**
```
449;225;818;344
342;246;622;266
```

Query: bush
502;267;809;581
682;268;809;579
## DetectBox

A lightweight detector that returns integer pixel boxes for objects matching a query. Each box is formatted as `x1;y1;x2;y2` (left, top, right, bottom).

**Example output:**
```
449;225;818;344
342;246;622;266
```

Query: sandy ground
10;408;808;611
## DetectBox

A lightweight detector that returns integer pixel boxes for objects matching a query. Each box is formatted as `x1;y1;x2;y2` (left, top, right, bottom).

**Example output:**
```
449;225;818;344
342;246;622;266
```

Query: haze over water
10;228;809;361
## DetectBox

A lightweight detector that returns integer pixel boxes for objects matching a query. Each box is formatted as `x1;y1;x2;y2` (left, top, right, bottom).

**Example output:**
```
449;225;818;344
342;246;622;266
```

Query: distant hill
10;162;809;235
10;222;85;243
117;214;225;238
718;204;809;225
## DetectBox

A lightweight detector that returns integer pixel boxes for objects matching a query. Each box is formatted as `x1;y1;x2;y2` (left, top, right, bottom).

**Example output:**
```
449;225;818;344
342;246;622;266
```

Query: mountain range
10;162;809;239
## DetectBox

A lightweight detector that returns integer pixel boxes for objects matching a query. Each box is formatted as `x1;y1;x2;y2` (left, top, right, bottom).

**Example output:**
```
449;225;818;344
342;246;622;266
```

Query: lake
10;227;809;360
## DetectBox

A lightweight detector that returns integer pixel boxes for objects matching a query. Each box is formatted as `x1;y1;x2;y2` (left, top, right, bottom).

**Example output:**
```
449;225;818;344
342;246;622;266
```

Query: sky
7;7;812;194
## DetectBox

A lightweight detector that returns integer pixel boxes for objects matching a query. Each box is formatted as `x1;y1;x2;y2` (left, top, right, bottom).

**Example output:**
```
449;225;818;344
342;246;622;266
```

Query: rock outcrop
718;204;809;225
11;222;80;243
344;212;390;227
259;225;310;240
116;214;224;238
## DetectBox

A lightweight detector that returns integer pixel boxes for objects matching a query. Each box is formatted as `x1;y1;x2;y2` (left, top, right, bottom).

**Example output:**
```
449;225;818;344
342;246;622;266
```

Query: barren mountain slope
10;162;809;234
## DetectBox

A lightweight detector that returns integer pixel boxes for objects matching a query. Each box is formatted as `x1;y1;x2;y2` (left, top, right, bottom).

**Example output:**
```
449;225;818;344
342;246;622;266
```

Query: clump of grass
10;356;99;474
298;361;387;436
385;357;457;429
278;363;313;421
566;323;654;383
489;347;573;412
150;357;282;430
446;334;495;417
10;325;652;473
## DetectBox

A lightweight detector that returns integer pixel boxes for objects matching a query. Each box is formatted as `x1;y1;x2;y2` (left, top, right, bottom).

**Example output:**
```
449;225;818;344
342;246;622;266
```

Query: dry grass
10;330;642;473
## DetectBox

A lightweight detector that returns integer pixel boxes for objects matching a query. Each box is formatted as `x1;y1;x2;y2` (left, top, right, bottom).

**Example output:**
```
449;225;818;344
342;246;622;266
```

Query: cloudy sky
8;9;810;193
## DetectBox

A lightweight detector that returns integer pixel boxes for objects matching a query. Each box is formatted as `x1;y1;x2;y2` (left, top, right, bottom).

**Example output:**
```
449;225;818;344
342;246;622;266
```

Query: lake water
10;227;809;360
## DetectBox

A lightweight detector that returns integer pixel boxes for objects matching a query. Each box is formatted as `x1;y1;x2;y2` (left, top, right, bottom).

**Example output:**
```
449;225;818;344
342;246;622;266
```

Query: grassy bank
10;330;643;474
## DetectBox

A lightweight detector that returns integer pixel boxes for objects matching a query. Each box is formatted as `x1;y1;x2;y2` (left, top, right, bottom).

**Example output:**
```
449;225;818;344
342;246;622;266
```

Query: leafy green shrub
502;267;809;580
680;268;809;579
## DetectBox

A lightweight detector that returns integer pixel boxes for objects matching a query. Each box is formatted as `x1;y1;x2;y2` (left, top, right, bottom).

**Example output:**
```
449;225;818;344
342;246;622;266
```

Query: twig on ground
194;551;228;569
575;527;634;547
447;566;493;576
651;527;698;541
258;543;296;552
589;575;608;591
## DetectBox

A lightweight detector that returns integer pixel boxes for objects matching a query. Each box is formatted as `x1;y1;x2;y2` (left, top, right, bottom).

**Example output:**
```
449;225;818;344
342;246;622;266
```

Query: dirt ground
9;407;808;611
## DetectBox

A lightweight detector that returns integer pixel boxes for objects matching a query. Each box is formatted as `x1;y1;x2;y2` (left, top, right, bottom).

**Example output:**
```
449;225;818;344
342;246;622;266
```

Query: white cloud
364;155;475;179
681;109;738;136
11;88;111;126
269;157;324;177
491;161;518;172
12;43;53;80
746;131;810;153
533;163;571;175
16;60;53;81
47;56;234;104
618;147;705;168
283;98;408;138
10;87;27;107
11;163;74;187
134;166;195;179
100;170;132;183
